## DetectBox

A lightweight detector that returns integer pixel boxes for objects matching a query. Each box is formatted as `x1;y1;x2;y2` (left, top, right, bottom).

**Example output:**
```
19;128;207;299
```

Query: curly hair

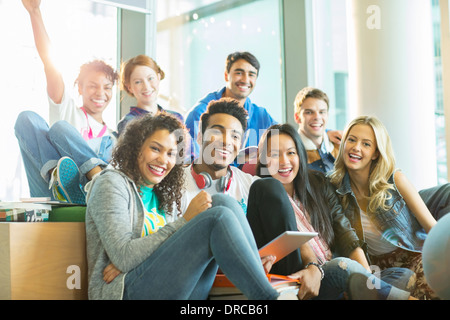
200;98;248;136
75;59;118;86
111;113;187;215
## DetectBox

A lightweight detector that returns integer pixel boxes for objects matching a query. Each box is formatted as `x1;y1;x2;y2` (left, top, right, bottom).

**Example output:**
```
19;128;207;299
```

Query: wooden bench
0;206;87;300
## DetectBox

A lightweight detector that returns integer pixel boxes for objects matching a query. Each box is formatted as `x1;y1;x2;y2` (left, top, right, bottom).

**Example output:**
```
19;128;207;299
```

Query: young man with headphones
181;98;260;215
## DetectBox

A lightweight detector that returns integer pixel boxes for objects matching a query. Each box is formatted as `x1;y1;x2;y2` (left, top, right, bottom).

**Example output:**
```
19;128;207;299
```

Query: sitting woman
329;115;446;300
248;123;416;300
85;113;282;300
117;54;184;136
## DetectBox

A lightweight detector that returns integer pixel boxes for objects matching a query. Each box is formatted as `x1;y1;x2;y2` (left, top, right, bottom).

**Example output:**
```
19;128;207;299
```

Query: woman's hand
288;265;322;300
22;0;41;13
261;255;276;274
184;190;212;221
103;263;121;284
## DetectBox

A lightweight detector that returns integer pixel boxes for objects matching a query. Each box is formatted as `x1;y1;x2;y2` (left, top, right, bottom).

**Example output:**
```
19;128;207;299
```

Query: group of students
16;0;449;300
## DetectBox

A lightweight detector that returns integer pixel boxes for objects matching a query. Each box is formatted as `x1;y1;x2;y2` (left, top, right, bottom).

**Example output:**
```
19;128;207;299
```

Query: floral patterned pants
370;249;438;300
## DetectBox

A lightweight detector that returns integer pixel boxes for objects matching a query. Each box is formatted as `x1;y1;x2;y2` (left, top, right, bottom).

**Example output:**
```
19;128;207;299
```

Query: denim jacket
335;172;427;255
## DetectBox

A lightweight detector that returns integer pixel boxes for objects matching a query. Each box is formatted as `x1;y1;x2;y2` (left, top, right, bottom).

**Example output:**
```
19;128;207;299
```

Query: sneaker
49;157;86;205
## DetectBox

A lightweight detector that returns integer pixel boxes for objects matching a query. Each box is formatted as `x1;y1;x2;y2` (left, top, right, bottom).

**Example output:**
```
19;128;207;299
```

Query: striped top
288;194;332;265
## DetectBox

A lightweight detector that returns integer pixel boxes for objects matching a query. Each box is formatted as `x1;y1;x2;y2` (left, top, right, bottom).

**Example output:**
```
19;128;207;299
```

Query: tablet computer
258;231;318;262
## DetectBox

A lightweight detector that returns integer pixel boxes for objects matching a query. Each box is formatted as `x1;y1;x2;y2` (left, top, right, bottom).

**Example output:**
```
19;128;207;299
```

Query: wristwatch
304;262;324;280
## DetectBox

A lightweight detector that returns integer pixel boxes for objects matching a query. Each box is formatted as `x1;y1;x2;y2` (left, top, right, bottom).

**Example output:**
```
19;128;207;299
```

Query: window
312;0;447;184
432;0;448;184
0;0;118;201
155;0;284;122
309;0;349;131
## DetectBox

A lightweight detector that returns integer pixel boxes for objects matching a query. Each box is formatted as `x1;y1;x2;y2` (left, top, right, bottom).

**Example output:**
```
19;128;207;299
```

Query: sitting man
181;98;400;300
294;87;340;173
181;98;259;214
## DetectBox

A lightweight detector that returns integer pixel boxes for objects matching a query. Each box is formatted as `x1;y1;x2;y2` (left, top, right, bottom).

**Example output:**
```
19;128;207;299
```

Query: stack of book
0;198;52;222
209;273;300;300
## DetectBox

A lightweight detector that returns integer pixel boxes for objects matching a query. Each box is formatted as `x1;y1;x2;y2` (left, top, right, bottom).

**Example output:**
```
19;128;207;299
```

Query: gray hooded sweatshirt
85;169;186;300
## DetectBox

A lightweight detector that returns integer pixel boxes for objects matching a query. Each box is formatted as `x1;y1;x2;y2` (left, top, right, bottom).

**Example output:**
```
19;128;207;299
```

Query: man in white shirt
181;98;259;215
15;0;118;204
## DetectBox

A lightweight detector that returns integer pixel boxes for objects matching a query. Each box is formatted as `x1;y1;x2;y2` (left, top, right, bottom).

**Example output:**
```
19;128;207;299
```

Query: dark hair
225;51;260;75
111;113;186;215
75;60;119;86
200;98;248;136
256;123;335;246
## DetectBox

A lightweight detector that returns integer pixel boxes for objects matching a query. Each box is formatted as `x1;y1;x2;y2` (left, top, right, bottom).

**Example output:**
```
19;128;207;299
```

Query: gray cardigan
85;169;187;300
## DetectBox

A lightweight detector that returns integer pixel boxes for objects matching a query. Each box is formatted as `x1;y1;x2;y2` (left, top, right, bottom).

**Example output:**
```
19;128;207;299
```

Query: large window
308;0;349;131
432;0;448;184
155;0;284;122
311;0;447;184
0;0;118;201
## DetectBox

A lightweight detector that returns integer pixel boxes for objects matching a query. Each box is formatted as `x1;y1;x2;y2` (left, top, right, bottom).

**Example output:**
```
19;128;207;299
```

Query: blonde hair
329;116;396;213
120;55;165;97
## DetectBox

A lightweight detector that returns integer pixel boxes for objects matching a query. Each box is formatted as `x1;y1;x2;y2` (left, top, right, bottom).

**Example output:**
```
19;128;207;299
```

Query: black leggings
247;177;303;275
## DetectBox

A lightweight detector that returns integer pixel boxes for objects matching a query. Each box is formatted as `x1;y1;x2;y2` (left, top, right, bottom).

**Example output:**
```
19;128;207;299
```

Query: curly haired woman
85;113;284;300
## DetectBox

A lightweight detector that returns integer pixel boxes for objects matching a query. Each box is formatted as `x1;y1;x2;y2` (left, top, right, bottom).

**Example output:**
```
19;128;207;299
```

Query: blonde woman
330;115;446;299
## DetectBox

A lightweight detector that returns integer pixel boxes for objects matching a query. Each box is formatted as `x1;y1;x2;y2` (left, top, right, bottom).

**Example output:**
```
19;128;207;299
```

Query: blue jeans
123;194;279;300
14;111;112;199
247;178;414;299
318;257;413;300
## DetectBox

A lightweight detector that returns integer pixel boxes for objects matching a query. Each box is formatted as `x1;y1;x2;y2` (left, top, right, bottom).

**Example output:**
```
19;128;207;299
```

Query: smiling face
266;133;300;195
201;113;243;170
78;71;114;119
343;124;379;174
137;129;178;188
126;65;161;109
295;97;329;147
224;59;258;103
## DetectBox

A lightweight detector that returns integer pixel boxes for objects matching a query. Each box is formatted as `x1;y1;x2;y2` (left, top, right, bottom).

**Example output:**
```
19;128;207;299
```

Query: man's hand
184;190;212;221
327;130;343;145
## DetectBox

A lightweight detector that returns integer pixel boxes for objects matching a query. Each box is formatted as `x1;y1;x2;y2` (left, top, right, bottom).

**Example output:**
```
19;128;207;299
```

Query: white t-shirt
48;85;116;154
180;165;260;215
360;209;397;256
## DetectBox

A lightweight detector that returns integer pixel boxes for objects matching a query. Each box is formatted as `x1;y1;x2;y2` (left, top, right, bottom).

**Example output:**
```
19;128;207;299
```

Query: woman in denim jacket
330;116;439;299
